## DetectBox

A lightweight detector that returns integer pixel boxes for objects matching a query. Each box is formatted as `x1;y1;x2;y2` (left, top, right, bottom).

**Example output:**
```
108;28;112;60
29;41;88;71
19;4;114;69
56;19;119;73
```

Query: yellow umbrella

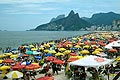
80;50;89;54
44;49;49;53
0;60;3;63
59;48;66;52
92;51;100;54
83;45;90;48
10;55;18;58
74;45;81;48
48;50;56;54
55;52;64;56
0;66;10;70
29;45;34;48
4;53;12;56
115;56;120;61
72;38;77;40
6;71;23;79
31;48;37;51
63;50;71;54
95;48;103;52
0;54;6;58
32;63;39;66
39;47;44;50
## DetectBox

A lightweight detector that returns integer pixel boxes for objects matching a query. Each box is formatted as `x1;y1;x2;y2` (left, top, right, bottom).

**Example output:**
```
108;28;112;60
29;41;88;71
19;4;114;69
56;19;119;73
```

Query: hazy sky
0;0;119;31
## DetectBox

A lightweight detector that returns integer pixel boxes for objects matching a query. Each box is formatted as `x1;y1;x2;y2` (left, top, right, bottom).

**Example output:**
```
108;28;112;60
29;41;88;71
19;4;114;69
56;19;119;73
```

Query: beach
0;31;120;80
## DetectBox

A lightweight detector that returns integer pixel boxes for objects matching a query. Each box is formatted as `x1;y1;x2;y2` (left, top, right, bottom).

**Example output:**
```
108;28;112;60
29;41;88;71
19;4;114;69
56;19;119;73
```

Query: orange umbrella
52;59;64;64
12;65;25;70
46;56;56;61
67;58;78;62
70;53;77;56
108;49;117;53
37;77;54;80
25;64;41;70
2;59;14;63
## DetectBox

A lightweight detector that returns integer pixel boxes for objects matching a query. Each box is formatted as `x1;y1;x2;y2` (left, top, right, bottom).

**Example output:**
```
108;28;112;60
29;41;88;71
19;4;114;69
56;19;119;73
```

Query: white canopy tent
69;55;113;68
105;40;120;49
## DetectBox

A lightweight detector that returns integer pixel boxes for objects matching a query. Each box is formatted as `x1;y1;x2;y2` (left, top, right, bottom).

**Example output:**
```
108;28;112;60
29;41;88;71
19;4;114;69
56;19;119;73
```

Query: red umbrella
108;49;117;53
2;59;14;63
52;59;64;64
84;41;90;45
67;58;78;62
12;65;25;70
22;54;29;57
25;64;41;70
37;76;54;80
70;53;77;56
46;56;56;61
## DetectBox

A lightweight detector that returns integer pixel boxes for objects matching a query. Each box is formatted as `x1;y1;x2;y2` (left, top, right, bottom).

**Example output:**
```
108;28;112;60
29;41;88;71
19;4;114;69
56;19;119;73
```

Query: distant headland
28;10;120;31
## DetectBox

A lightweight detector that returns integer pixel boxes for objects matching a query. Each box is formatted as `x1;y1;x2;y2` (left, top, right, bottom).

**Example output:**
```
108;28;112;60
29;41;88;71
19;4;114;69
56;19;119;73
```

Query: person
52;63;58;75
80;71;87;80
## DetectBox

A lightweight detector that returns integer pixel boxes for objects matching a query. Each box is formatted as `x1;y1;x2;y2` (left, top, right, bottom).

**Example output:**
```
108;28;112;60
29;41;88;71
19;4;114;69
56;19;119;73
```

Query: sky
0;0;120;31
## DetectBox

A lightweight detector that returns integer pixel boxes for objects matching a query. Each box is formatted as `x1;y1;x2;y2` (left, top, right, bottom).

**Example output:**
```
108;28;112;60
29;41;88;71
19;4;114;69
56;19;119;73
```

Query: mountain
34;10;92;31
83;12;120;25
50;14;65;22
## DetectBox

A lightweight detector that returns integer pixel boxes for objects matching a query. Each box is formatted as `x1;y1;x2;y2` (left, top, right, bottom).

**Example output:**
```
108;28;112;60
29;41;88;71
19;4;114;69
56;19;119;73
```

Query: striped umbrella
6;71;23;79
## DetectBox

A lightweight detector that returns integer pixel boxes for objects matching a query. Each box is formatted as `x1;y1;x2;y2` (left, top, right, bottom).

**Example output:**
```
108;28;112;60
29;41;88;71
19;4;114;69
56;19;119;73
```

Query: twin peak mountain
34;10;120;31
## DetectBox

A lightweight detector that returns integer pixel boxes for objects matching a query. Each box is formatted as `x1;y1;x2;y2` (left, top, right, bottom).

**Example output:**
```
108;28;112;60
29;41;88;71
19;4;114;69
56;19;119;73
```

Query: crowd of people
0;31;120;80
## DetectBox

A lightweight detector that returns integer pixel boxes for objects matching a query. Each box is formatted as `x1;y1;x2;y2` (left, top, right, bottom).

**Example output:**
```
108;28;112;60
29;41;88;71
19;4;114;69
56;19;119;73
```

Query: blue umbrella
44;54;52;57
70;47;77;50
21;62;31;65
34;56;42;60
25;51;33;55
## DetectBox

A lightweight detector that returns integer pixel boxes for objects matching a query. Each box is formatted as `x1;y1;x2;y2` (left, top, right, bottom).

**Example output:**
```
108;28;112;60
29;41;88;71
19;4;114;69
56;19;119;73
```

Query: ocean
0;31;91;50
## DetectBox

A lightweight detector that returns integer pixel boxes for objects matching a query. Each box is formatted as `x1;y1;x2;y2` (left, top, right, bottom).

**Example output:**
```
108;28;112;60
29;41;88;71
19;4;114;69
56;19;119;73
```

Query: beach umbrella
46;56;56;61
95;48;103;52
25;64;41;70
22;54;29;57
31;48;37;51
4;53;12;56
70;47;77;50
92;51;100;55
0;66;10;70
108;49;117;53
44;54;52;57
44;49;49;53
6;71;23;79
55;52;64;56
80;50;89;54
70;53;77;56
10;54;18;58
52;59;64;64
25;51;33;55
29;45;34;48
34;56;42;60
63;50;71;54
21;62;31;65
74;45;81;48
2;59;14;63
0;60;3;63
83;45;90;49
37;76;54;80
33;51;41;55
115;56;120;61
67;58;79;62
48;50;56;54
59;48;66;52
12;65;25;70
0;54;6;58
